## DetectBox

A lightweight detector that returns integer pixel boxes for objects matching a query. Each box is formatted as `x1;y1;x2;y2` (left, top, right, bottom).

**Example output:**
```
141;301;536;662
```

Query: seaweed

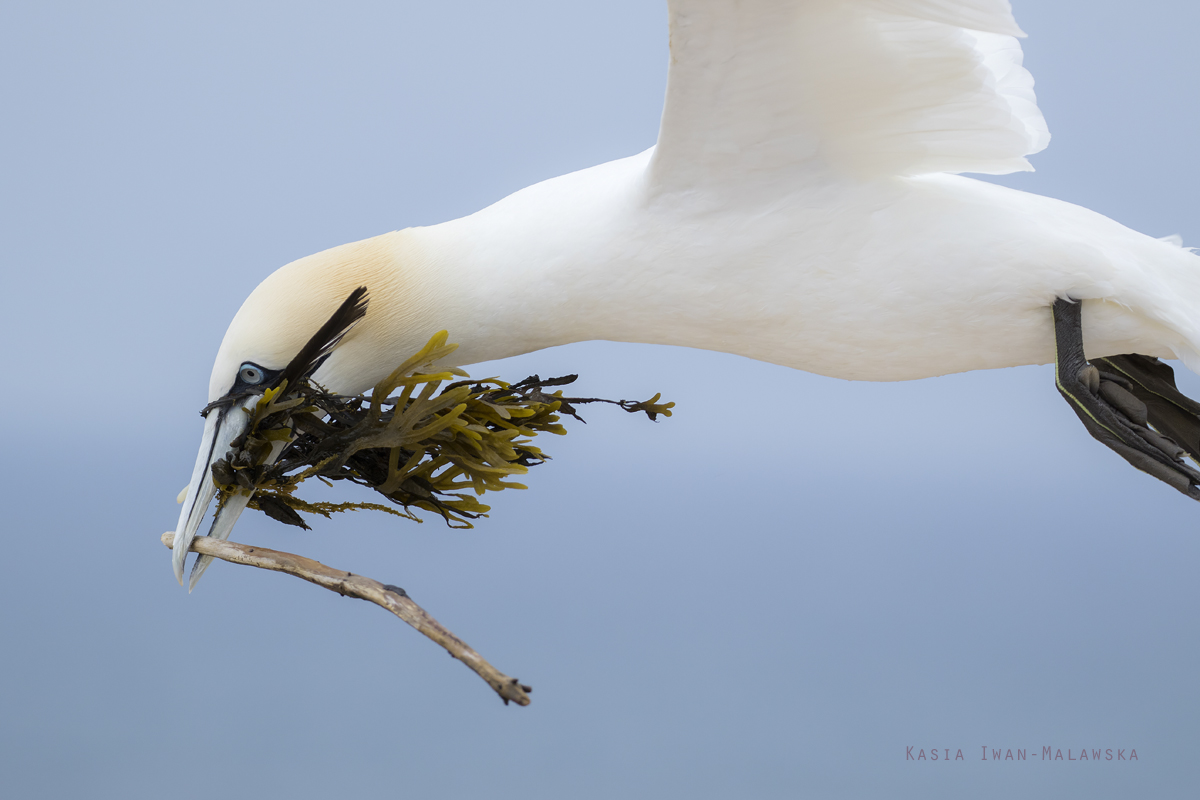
208;331;673;530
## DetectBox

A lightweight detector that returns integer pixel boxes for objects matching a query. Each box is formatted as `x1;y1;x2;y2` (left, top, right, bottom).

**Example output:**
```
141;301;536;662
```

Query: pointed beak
171;395;260;589
185;487;255;592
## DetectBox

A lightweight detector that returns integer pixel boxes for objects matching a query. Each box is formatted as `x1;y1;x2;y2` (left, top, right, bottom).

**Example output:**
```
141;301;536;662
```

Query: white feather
651;0;1049;184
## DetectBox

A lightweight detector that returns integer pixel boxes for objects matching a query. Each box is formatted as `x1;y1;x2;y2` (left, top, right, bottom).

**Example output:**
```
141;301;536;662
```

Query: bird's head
171;232;435;590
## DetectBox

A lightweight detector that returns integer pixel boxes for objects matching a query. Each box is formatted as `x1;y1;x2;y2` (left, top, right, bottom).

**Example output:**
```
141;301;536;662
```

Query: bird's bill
186;490;254;592
171;396;260;586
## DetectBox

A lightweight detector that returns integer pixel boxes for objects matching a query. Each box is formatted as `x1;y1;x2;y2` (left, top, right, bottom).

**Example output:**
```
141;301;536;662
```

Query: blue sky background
2;1;1199;797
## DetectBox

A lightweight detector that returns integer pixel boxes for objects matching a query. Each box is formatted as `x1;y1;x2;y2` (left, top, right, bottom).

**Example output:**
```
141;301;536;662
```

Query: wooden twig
160;532;531;706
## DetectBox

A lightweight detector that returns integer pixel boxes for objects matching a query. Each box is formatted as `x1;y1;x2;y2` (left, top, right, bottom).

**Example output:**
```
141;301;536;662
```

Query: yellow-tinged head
208;229;442;402
176;229;445;591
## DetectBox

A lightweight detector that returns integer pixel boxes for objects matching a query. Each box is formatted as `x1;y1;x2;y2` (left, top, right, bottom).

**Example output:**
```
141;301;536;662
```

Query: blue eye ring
238;364;265;385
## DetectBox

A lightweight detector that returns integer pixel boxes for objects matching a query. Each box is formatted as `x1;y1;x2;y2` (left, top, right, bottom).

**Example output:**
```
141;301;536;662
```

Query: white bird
174;0;1200;589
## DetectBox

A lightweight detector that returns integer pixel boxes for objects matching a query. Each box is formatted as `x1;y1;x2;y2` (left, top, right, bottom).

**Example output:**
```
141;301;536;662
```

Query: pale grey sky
2;2;1199;798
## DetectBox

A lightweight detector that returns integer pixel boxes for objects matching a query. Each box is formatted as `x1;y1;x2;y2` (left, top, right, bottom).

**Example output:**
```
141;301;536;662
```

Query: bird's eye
238;364;265;385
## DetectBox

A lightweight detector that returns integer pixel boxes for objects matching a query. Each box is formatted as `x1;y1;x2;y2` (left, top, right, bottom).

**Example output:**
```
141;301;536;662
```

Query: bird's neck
381;156;656;366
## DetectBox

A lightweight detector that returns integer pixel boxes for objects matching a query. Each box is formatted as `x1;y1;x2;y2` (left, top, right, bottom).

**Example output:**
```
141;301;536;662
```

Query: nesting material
209;331;674;530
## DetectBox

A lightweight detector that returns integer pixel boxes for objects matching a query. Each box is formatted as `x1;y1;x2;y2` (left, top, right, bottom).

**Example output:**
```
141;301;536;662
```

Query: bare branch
160;532;531;706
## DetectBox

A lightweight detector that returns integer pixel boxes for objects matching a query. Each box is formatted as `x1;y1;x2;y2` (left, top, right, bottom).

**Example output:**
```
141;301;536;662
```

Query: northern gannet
174;0;1200;588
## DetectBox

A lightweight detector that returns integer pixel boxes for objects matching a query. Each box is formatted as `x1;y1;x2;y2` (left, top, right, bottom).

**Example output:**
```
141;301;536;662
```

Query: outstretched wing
649;0;1050;186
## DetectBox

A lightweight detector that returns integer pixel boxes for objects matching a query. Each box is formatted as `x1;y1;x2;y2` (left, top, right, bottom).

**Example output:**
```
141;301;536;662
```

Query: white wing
649;0;1050;186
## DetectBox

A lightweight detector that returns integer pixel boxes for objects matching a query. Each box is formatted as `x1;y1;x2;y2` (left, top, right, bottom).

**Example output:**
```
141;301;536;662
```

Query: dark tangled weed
209;331;673;530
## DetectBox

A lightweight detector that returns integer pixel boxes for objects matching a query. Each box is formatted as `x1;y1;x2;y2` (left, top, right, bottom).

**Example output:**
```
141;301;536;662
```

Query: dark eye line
200;363;282;418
